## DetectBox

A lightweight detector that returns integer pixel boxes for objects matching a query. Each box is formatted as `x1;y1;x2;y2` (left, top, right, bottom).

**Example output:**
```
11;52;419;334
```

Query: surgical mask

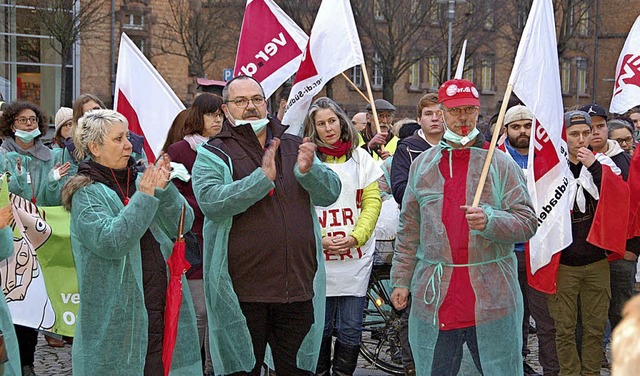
442;119;479;146
235;118;269;134
14;128;41;143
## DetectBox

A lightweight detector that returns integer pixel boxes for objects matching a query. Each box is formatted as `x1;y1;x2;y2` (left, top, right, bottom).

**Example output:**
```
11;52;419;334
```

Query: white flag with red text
610;16;640;115
234;0;308;100
114;33;185;162
508;0;573;293
282;0;364;136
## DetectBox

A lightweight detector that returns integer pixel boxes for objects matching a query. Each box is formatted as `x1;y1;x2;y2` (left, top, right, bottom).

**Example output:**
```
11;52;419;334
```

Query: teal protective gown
0;226;21;375
68;179;201;375
391;145;537;375
1;144;69;206
192;144;342;375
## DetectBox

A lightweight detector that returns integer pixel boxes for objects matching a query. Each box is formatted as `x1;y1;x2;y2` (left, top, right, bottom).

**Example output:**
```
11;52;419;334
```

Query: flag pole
360;63;381;135
341;73;370;103
471;83;513;207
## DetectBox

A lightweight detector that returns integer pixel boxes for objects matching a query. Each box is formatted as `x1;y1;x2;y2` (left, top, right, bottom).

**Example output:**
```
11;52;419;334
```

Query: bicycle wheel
360;264;405;375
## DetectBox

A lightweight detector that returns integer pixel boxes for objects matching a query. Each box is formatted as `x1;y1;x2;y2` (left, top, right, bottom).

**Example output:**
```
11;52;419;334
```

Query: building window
463;61;474;83
374;0;384;21
561;59;571;94
484;4;494;30
129;36;147;55
427;3;439;25
410;0;420;22
481;58;494;93
428;57;440;89
123;13;145;30
351;65;362;87
572;2;589;36
372;52;383;88
576;58;588;95
408;61;420;90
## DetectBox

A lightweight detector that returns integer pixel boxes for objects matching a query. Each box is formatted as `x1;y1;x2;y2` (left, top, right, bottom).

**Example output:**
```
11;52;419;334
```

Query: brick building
1;0;639;129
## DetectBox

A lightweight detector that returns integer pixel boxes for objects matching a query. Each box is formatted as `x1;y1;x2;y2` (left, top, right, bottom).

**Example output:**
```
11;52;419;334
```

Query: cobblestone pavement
33;332;613;376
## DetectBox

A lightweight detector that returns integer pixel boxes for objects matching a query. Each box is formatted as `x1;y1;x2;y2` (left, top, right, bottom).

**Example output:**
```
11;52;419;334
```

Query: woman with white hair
61;109;201;375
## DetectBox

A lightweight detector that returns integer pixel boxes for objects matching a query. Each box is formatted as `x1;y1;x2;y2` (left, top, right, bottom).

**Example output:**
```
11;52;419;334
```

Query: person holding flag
390;78;537;374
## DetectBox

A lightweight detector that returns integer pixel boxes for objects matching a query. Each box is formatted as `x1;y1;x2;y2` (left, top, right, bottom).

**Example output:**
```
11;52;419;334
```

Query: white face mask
14;128;41;143
442;118;479;146
233;117;269;134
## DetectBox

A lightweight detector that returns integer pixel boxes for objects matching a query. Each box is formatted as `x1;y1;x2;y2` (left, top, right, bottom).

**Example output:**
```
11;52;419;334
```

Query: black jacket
391;133;432;206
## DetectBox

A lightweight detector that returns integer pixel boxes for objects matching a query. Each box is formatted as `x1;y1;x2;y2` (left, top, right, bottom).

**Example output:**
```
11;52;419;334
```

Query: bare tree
24;0;109;107
155;0;244;78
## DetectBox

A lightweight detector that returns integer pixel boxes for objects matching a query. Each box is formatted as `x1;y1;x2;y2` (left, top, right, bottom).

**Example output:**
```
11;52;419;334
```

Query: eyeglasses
226;96;265;108
444;106;479;116
205;111;224;119
377;113;394;121
15;116;38;125
614;136;634;145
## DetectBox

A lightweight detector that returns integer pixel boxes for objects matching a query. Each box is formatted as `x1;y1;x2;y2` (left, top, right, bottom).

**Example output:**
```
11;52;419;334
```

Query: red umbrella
162;205;191;376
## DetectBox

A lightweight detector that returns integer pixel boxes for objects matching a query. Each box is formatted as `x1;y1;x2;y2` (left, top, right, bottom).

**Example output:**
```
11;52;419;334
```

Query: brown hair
182;93;223;136
416;93;439;118
72;93;106;128
0;101;48;140
161;109;189;152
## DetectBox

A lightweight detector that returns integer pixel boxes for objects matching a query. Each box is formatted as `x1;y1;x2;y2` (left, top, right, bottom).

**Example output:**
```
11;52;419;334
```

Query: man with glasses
390;79;537;374
192;75;341;375
362;99;398;160
580;104;639;364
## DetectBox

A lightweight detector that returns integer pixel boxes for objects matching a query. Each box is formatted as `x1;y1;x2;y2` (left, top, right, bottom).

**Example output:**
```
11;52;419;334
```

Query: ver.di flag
508;0;573;294
282;0;364;136
114;33;185;162
234;0;308;100
610;16;640;115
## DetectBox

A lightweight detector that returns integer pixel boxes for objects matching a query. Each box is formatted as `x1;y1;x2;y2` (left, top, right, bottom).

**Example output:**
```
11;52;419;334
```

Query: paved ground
32;331;613;376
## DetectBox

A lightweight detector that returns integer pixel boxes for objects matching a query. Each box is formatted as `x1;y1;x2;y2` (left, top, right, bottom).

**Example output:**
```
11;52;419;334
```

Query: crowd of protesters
0;74;639;376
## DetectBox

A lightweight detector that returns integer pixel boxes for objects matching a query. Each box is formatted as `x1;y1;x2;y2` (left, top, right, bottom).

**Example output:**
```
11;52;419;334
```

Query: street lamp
438;0;465;80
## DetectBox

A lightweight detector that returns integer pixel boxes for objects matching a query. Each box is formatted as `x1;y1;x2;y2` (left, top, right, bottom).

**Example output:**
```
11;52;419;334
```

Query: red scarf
318;140;353;158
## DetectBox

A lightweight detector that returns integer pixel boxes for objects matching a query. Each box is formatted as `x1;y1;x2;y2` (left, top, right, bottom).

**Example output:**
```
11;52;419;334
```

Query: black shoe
316;336;332;376
602;351;611;369
523;362;540;376
332;341;360;376
22;365;37;376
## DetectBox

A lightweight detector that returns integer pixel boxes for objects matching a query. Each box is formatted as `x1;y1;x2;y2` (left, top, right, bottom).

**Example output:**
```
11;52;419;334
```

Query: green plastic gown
1;147;69;206
192;144;342;375
391;145;537;375
0;226;21;375
69;180;201;375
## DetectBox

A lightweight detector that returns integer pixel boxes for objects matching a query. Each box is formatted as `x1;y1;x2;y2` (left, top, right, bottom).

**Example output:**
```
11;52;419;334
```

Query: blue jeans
431;327;483;376
608;259;637;330
323;296;366;346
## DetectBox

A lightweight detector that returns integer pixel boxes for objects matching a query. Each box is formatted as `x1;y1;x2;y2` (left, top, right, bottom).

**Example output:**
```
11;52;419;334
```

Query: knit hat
564;110;592;129
365;99;396;112
54;107;73;135
504;105;534;126
438;79;480;108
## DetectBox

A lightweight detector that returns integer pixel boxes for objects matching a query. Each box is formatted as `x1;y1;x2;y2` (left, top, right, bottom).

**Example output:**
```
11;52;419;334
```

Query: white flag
114;33;185;162
234;0;309;100
610;16;640;115
508;0;573;293
282;0;364;136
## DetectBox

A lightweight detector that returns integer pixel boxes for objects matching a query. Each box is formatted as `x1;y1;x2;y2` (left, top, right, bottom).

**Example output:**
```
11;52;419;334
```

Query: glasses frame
443;106;479;116
15;116;39;125
225;96;265;108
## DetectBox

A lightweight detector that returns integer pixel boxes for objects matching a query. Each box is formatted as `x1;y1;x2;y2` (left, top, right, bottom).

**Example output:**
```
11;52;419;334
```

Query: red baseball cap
438;79;480;108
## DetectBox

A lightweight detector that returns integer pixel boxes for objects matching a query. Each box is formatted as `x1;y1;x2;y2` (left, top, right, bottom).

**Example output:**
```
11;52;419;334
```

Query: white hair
73;109;128;161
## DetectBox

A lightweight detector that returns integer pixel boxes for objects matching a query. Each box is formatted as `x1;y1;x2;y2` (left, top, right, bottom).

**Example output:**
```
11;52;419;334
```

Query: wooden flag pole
360;63;381;135
341;72;370;103
471;83;514;207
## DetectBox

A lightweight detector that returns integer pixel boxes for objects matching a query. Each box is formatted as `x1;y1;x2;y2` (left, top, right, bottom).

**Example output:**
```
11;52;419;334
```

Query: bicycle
359;241;405;375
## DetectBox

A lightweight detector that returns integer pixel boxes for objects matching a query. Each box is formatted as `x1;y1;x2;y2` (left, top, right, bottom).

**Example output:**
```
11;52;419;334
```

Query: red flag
508;0;573;293
610;16;640;115
162;205;191;376
586;165;630;260
281;0;364;135
627;150;640;238
114;33;185;163
233;0;308;99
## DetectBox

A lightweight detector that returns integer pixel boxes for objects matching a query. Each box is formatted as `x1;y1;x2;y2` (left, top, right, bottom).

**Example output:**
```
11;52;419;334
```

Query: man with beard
390;79;537;374
192;75;341;375
503;105;560;376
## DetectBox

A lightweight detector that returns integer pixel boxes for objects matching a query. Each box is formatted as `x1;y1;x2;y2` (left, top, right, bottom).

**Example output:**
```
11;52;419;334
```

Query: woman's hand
0;205;13;229
322;235;357;255
153;153;171;190
52;162;72;180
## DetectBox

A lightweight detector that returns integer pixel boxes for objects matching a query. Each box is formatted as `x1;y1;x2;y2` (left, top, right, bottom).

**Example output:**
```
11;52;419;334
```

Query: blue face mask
14;128;41;143
442;120;479;146
235;117;269;134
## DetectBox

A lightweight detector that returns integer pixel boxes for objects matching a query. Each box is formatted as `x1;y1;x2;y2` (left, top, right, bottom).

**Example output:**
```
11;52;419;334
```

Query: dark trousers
15;324;37;366
431;327;483;376
608;259;637;330
399;295;415;368
516;251;560;375
231;300;314;376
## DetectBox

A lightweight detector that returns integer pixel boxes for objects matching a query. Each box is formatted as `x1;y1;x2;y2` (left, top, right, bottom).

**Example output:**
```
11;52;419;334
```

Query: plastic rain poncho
68;180;201;375
1;146;69;206
0;226;21;375
391;144;537;375
192;144;341;375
